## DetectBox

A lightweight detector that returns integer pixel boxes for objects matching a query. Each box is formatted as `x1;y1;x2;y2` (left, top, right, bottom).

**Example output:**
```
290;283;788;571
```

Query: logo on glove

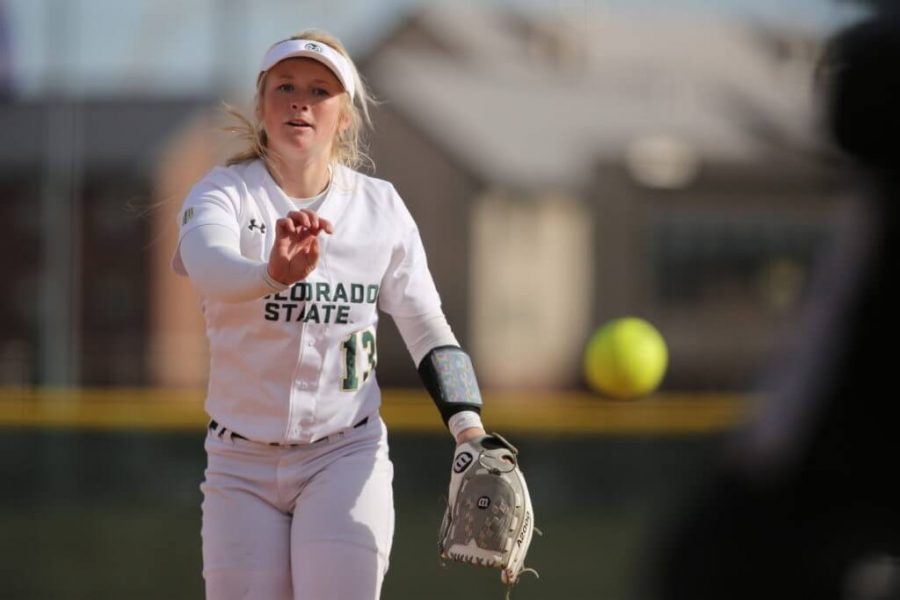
477;496;491;509
516;512;531;546
453;451;473;473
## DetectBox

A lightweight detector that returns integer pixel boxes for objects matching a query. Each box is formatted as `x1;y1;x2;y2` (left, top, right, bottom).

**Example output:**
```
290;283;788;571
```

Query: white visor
259;39;356;100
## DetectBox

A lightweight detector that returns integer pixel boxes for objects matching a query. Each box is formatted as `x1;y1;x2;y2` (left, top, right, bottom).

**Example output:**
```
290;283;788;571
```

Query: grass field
0;389;744;599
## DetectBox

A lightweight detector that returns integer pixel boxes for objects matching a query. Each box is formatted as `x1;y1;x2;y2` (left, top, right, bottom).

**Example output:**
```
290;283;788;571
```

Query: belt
209;417;369;446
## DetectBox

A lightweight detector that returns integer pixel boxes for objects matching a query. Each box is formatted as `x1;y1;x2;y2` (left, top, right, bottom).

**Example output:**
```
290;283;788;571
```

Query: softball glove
439;433;537;591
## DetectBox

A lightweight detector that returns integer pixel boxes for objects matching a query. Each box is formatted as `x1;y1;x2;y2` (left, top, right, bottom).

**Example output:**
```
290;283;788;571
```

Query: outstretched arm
180;209;332;302
180;224;285;302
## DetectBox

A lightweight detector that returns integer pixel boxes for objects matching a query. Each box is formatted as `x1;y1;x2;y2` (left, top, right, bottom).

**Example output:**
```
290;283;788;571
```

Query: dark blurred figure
652;13;900;600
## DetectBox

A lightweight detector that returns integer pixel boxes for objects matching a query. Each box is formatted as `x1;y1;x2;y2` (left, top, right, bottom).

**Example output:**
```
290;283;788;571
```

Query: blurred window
0;176;40;384
654;210;833;314
79;175;151;385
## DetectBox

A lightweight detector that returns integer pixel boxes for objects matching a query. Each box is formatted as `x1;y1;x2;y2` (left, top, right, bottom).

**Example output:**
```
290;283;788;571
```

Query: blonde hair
224;30;375;171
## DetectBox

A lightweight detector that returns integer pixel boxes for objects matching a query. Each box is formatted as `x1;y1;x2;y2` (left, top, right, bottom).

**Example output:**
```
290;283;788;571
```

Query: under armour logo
453;451;473;474
304;42;323;53
248;219;266;234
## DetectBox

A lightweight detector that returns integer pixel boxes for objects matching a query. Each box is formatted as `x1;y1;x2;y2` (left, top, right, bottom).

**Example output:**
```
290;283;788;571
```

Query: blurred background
0;0;879;598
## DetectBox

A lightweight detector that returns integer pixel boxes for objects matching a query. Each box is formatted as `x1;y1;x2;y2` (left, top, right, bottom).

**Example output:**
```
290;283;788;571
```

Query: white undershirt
289;185;329;210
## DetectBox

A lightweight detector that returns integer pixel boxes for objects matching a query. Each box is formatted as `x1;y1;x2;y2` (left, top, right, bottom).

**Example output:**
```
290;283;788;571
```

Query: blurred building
362;6;851;390
0;0;11;100
0;98;210;385
0;6;852;391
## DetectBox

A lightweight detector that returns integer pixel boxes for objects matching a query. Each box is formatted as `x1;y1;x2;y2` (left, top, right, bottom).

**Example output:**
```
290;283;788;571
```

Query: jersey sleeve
393;310;460;367
171;168;244;276
378;190;443;318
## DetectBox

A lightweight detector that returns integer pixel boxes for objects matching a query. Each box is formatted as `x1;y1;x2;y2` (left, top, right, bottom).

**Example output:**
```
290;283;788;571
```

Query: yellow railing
0;387;753;434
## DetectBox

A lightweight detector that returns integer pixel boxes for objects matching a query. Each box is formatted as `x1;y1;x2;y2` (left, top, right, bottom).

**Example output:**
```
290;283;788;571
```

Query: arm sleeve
180;224;288;303
398;312;485;432
393;310;460;367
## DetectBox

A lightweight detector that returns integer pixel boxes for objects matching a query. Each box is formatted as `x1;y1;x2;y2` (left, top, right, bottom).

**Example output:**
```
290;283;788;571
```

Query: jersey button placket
291;325;323;440
287;322;311;441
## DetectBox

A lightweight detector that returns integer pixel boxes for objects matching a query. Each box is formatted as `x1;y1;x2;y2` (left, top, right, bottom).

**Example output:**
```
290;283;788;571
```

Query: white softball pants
200;415;395;600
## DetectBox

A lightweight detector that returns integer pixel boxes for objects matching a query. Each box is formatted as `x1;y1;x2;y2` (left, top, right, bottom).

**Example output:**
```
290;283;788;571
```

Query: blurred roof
366;5;827;190
0;98;210;175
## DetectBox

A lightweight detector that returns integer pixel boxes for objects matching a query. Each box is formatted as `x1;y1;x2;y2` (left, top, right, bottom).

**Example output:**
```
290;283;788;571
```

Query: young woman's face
259;57;349;164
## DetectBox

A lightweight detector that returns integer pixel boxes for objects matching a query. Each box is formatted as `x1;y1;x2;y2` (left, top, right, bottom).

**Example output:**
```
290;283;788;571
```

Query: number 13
341;326;377;391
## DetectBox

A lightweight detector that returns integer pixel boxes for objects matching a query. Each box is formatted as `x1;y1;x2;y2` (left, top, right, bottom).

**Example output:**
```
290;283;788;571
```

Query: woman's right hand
267;209;334;285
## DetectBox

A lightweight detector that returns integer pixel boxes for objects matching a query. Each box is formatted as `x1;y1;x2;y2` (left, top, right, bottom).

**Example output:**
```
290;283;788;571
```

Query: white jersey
172;159;442;443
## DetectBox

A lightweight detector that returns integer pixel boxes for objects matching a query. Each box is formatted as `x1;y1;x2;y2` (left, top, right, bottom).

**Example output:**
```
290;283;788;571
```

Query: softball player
171;30;487;599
